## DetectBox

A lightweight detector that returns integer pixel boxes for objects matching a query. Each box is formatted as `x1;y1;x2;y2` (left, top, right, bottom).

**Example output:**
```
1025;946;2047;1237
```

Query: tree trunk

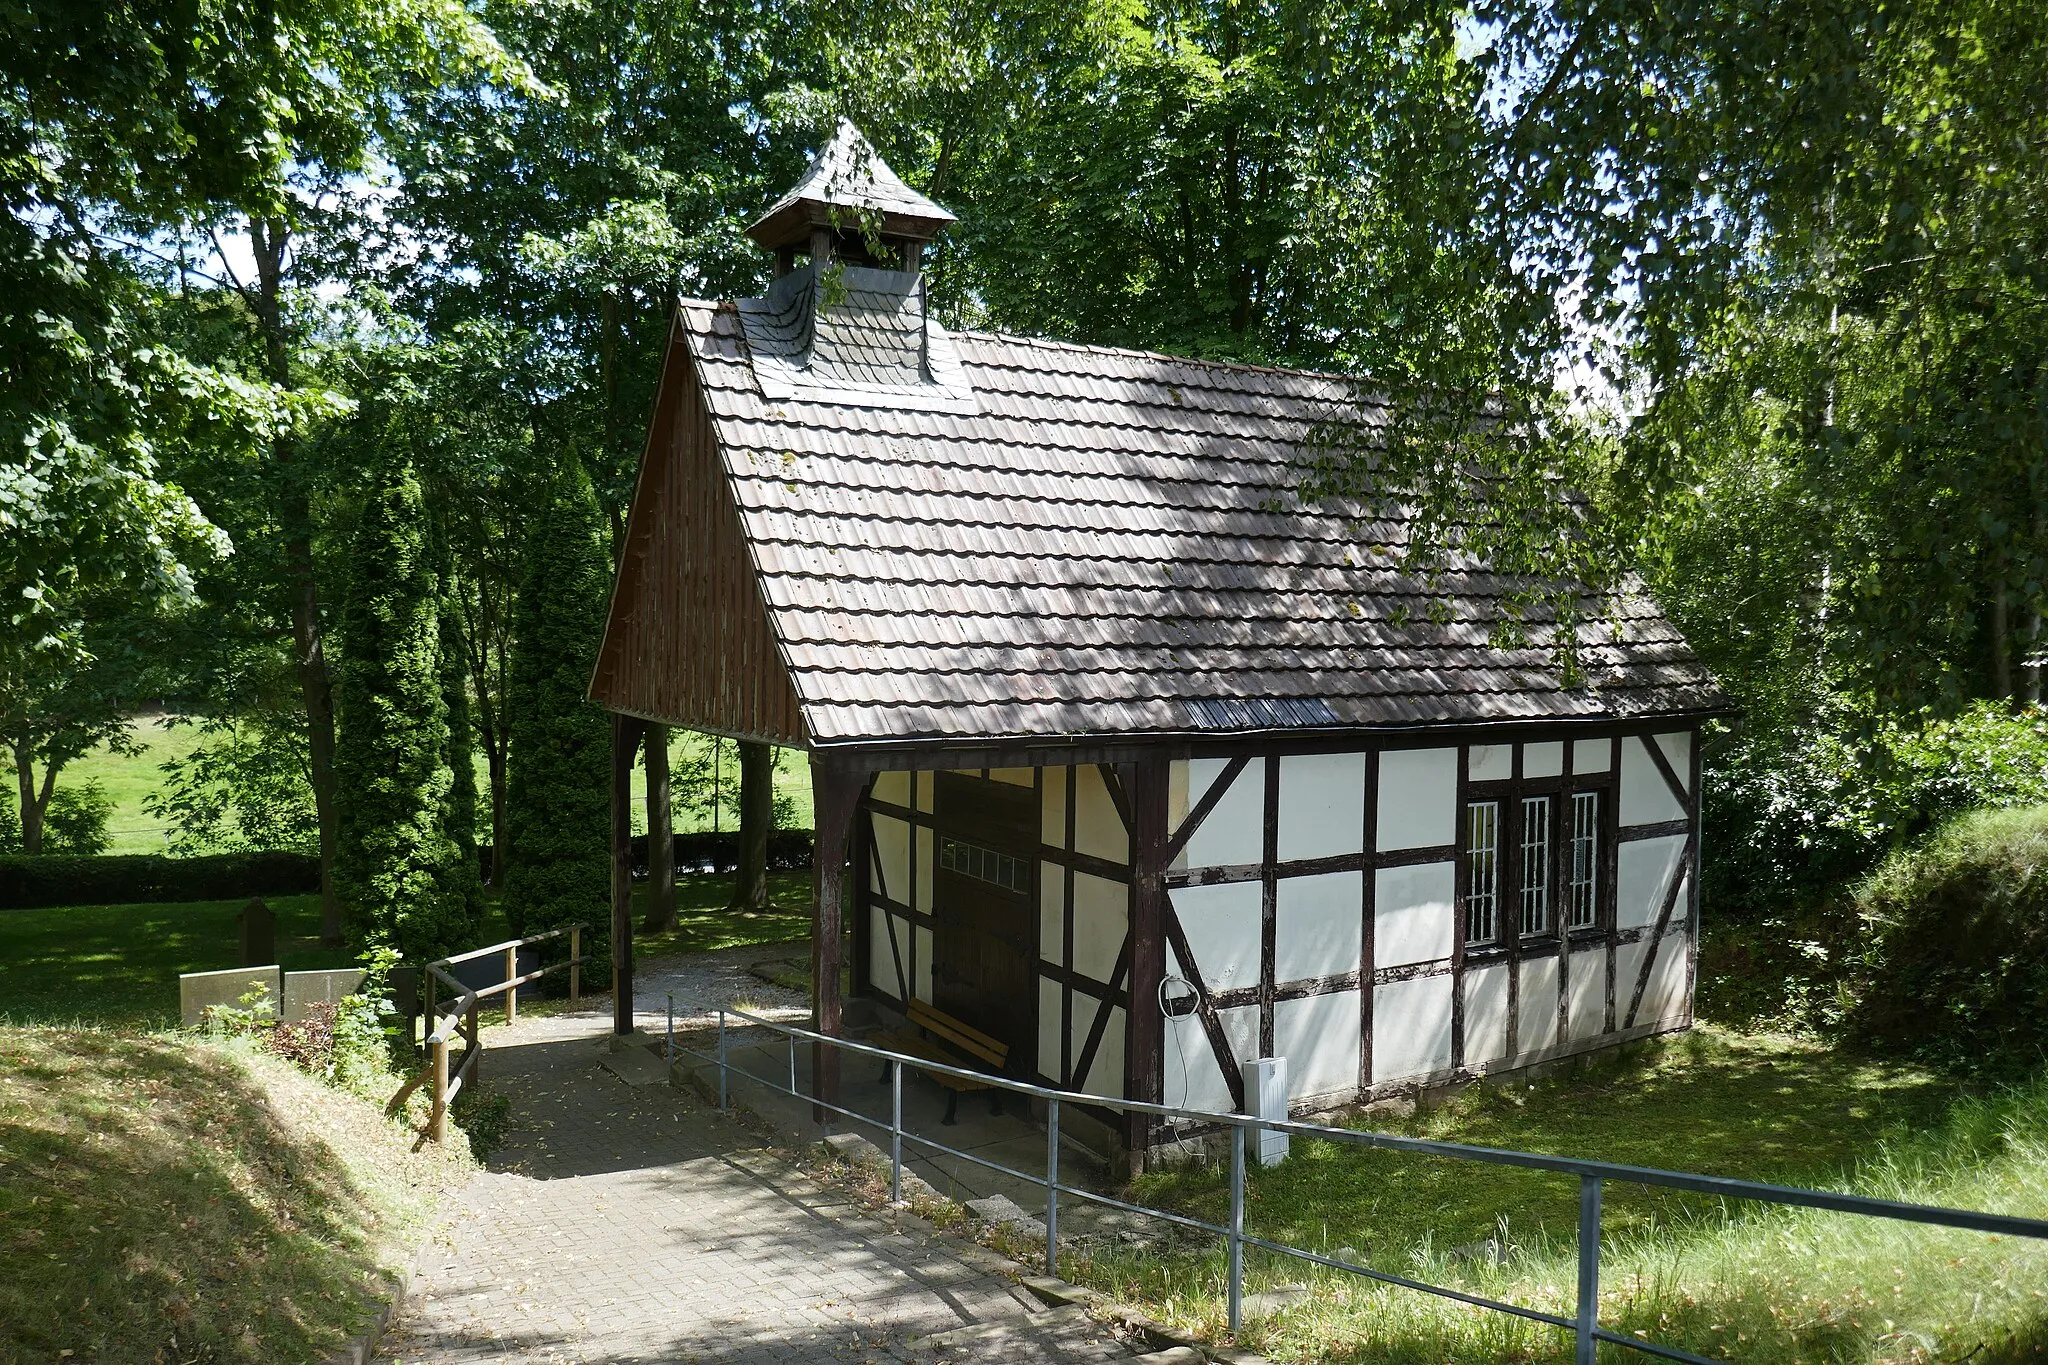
249;215;345;946
1993;572;2014;700
487;742;508;887
13;744;52;856
729;740;774;913
2029;500;2045;707
641;724;676;932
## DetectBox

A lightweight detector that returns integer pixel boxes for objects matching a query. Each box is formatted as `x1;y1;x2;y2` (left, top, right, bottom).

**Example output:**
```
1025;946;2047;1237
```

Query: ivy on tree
333;457;475;962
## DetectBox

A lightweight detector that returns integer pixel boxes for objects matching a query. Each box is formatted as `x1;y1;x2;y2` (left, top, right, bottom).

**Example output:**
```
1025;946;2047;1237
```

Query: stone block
181;966;281;1027
821;1132;886;1165
964;1193;1046;1238
281;968;366;1023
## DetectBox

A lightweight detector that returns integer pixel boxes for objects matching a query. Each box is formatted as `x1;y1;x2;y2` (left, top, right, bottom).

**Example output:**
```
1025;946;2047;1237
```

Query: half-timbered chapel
590;121;1730;1165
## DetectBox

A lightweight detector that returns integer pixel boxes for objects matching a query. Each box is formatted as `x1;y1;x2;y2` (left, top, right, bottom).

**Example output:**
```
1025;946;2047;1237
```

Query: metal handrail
670;1002;2048;1365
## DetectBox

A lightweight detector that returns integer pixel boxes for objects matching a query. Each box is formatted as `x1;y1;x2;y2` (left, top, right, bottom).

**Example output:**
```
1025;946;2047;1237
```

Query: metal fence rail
669;1001;2048;1365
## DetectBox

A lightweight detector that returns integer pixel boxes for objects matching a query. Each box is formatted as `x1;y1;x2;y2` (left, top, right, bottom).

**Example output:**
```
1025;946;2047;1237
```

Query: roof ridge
952;327;1390;396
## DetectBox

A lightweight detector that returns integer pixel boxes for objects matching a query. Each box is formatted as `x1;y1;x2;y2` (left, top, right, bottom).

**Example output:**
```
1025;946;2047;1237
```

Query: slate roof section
735;264;977;413
747;120;956;250
681;300;1727;746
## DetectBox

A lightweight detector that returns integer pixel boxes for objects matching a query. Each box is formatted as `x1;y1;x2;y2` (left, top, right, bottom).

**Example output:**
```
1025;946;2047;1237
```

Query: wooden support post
429;1032;449;1143
1123;753;1170;1175
810;755;864;1124
504;944;518;1023
611;713;645;1037
570;925;582;1008
642;723;676;932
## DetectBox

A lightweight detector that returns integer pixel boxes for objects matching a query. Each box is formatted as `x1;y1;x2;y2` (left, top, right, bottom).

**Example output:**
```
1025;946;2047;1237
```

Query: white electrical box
1244;1055;1290;1167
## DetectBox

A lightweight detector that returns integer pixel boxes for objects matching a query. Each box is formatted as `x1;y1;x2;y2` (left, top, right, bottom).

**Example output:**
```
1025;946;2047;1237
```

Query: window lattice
1569;790;1601;929
1465;801;1500;946
1520;795;1552;936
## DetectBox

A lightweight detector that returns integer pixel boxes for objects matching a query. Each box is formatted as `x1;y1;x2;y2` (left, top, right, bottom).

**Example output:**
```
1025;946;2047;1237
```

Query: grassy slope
38;715;206;855
42;716;818;857
1078;1028;2048;1364
0;1025;473;1364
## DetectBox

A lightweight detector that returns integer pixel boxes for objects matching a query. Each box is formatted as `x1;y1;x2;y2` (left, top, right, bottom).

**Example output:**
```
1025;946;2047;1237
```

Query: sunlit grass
0;894;344;1028
1068;1030;2048;1363
32;715;206;854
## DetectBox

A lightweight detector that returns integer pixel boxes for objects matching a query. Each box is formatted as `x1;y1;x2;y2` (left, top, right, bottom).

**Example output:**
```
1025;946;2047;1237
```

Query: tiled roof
682;300;1727;746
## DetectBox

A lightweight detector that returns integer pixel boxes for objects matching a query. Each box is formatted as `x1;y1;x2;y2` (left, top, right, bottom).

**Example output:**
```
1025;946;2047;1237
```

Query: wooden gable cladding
589;313;807;744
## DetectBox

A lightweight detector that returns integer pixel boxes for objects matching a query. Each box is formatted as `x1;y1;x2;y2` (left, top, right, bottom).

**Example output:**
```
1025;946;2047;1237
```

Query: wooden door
931;772;1038;1075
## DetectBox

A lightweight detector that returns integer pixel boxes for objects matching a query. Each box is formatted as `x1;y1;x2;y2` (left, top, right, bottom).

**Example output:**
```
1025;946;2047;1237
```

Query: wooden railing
386;924;588;1144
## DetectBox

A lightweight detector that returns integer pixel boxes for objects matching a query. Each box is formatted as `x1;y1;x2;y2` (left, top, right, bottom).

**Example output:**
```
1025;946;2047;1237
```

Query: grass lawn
0;870;815;1030
1077;1028;2048;1363
0;1024;473;1363
46;714;206;854
629;868;813;958
0;894;348;1028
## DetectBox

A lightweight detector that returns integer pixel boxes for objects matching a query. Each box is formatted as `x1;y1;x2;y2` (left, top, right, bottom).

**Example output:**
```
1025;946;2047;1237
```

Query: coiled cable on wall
1159;972;1200;1156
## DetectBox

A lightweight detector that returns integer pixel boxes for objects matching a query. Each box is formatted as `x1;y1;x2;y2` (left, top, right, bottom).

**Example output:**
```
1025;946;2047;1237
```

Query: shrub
266;1000;340;1071
0;850;320;908
41;781;113;855
0;780;113;856
1706;700;2048;923
1842;804;2048;1075
334;457;475;962
501;467;613;961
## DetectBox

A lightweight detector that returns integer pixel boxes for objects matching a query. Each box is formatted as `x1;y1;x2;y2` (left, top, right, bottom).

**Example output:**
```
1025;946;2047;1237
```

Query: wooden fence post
570;926;582;1007
504;944;519;1023
429;1033;449;1143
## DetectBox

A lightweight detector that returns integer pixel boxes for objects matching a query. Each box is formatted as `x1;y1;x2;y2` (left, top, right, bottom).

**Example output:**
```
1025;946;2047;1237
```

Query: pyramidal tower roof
746;119;956;252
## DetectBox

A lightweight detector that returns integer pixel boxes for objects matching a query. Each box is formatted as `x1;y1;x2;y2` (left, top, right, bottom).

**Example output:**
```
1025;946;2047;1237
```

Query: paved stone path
376;978;1156;1365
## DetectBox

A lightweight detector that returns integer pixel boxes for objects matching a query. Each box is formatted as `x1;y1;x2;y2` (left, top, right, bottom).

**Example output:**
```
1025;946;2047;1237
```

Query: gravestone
388;965;419;1022
281;968;367;1023
180;966;281;1027
239;897;276;967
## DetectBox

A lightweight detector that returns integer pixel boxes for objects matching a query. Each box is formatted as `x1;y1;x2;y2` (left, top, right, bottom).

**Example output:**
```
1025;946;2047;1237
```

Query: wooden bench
875;999;1010;1125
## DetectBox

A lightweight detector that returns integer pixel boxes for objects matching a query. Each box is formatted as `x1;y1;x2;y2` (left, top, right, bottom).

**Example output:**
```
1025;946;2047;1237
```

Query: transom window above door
938;836;1030;893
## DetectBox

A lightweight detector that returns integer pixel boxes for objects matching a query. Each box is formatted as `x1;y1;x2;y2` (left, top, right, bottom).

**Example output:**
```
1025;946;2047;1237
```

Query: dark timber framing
601;716;1709;1154
609;714;646;1038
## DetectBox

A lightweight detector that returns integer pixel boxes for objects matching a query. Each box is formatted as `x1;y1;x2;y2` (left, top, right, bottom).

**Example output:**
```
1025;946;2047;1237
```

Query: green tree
439;588;486;925
333;457;473;961
502;468;613;953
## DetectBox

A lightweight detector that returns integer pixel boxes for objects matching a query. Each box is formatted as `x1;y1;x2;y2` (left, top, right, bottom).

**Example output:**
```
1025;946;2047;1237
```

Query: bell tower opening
734;120;976;413
746;120;955;282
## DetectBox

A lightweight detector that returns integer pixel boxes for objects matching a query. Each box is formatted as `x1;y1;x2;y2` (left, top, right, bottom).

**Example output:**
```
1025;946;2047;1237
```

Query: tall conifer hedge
334;459;475;961
502;467;613;958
